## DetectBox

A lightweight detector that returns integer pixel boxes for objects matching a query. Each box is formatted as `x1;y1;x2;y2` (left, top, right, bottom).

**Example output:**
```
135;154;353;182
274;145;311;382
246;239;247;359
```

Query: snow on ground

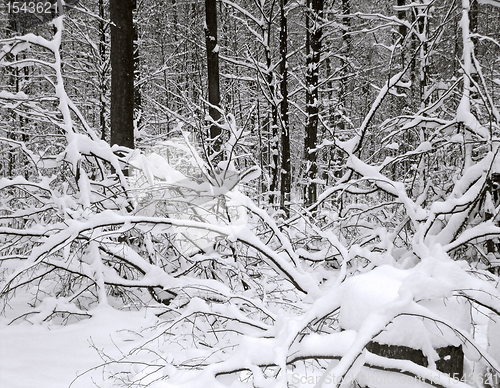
0;259;498;388
0;306;159;388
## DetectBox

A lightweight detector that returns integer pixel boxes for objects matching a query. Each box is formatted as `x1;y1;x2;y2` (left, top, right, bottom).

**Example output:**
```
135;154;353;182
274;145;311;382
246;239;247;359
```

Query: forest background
2;0;500;387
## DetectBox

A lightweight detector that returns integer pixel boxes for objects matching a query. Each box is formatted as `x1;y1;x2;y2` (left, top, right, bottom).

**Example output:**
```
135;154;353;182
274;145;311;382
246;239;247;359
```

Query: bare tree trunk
172;0;178;42
417;2;429;108
366;342;463;378
303;0;323;207
98;0;107;142
340;0;351;101
205;0;222;154
279;0;290;217
257;100;265;199
469;0;479;41
460;0;476;170
110;0;135;151
469;0;480;98
133;20;142;132
328;0;351;181
397;0;407;39
267;19;280;205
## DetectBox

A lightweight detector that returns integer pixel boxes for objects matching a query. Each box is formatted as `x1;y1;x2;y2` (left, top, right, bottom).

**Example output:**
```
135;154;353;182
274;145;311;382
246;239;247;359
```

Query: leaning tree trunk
110;0;135;151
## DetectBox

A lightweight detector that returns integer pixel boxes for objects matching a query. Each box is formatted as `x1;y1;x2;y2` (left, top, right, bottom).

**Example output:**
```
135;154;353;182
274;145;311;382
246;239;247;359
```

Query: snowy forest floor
0;308;159;388
0;307;494;388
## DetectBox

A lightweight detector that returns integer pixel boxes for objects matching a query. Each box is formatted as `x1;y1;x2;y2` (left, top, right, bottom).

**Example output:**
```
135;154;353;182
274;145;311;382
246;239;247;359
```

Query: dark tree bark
469;0;480;98
172;0;178;41
205;0;222;154
469;0;479;39
366;342;463;378
133;20;142;132
397;0;407;39
267;19;280;205
279;0;290;217
98;0;107;142
326;0;351;182
340;0;351;97
110;0;135;151
417;4;429;108
303;0;323;207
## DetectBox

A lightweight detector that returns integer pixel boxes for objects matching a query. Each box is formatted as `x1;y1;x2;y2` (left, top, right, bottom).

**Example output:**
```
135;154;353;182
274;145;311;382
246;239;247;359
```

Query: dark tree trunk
98;0;107;142
266;20;280;205
469;0;480;98
470;0;479;40
366;342;464;378
417;4;428;108
205;0;222;154
328;0;351;181
340;0;351;98
268;119;279;204
397;0;407;39
304;0;323;207
279;0;290;217
110;0;135;151
172;0;178;42
133;21;142;132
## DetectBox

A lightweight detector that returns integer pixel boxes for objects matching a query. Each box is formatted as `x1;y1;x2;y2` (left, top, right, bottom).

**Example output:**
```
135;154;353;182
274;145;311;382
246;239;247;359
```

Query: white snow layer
0;306;160;388
339;260;471;350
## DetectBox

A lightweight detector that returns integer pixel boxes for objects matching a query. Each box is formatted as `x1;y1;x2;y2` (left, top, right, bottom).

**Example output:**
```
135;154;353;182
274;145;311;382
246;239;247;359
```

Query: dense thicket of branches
1;1;500;387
